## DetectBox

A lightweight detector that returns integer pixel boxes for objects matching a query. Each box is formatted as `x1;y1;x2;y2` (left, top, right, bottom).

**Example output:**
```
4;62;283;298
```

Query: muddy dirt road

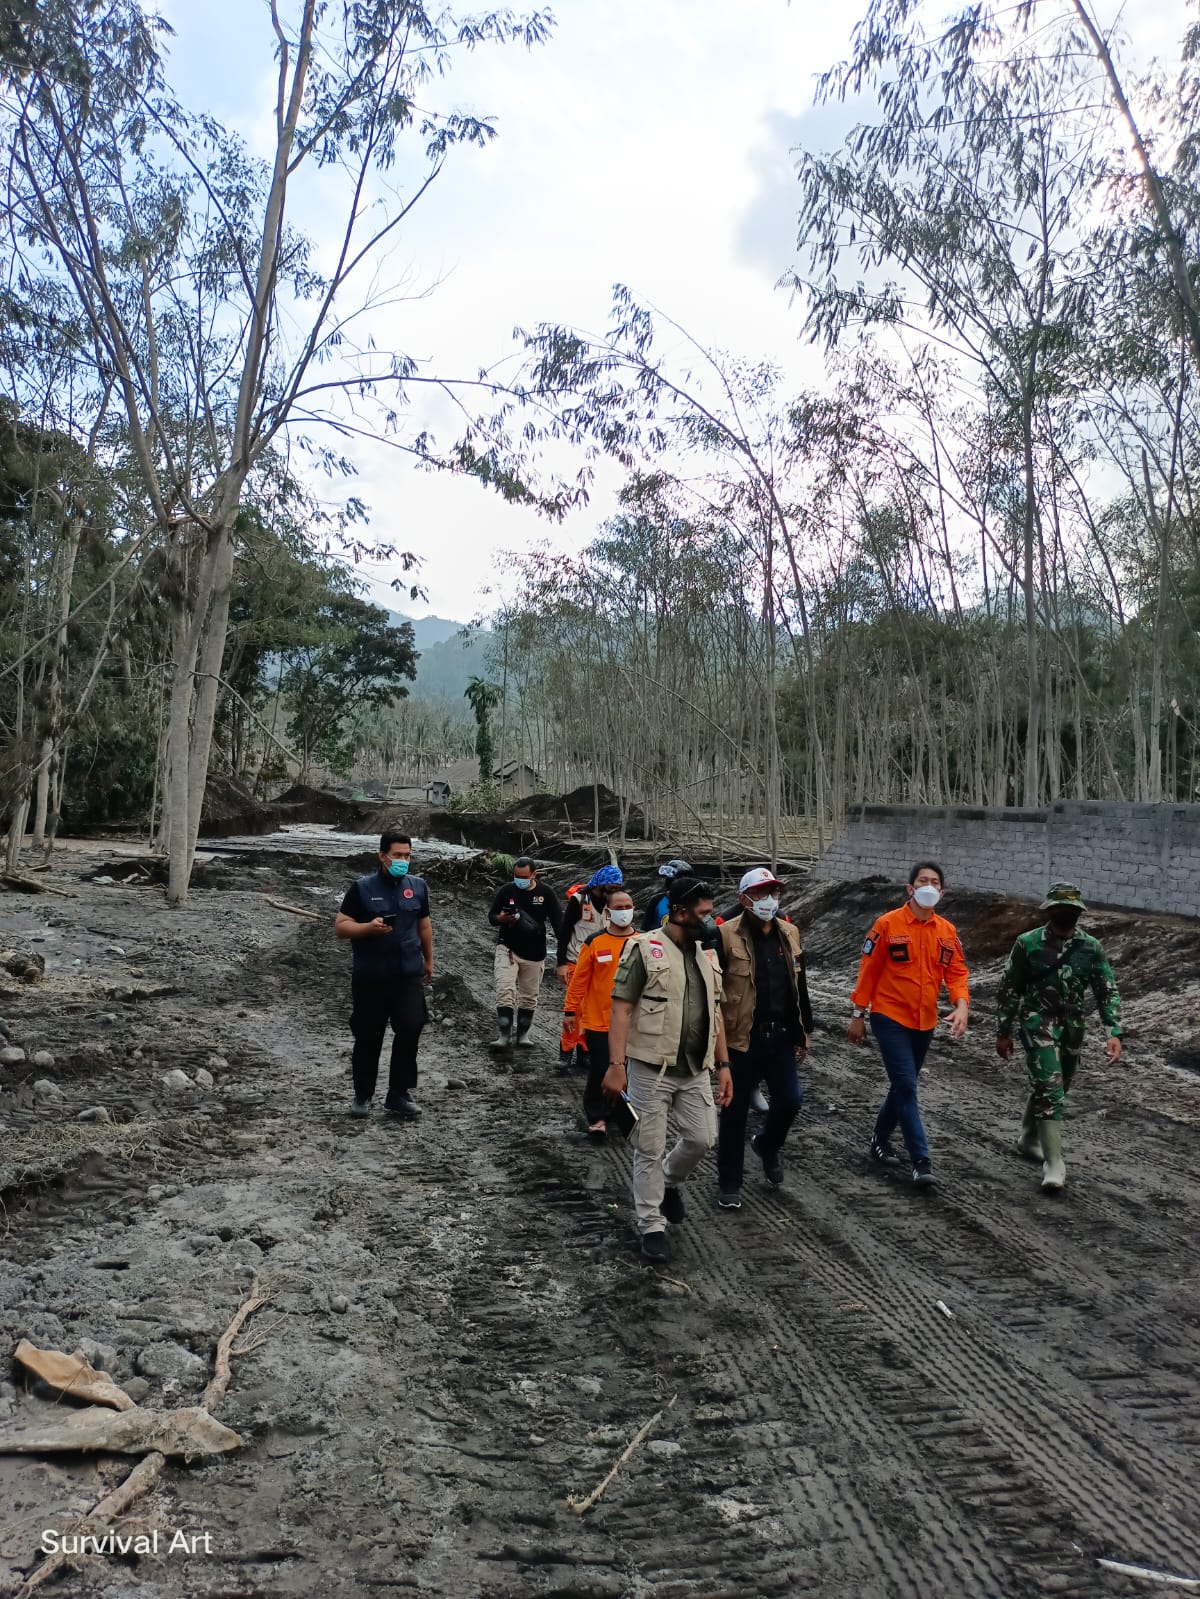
1;843;1198;1598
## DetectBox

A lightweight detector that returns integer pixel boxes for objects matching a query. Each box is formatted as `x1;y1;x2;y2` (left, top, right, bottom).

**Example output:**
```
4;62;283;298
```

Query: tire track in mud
516;1044;1200;1599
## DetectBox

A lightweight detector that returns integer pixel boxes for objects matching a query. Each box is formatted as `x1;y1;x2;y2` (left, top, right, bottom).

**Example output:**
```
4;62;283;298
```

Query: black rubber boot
489;1008;515;1050
515;1008;536;1049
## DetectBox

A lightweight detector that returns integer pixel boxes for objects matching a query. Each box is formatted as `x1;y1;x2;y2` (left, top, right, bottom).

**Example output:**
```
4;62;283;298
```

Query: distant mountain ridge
389;611;492;701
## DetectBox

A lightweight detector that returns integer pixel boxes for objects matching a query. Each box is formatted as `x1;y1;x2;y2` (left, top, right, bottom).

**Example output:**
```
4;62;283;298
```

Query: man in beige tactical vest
603;877;733;1263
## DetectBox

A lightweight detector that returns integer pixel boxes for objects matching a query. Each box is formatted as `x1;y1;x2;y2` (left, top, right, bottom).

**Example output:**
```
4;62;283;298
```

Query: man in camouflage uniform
995;884;1123;1193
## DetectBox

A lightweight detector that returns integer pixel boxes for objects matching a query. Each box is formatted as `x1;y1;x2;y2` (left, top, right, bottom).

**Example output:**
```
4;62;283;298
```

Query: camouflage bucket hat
1040;882;1087;913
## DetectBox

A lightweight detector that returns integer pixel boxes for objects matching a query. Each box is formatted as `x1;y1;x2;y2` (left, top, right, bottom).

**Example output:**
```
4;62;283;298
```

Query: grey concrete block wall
814;802;1200;918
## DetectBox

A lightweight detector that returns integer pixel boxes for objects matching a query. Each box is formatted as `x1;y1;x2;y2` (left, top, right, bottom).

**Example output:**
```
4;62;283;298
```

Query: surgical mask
912;884;941;910
513;876;533;891
386;859;410;878
608;907;635;929
748;896;779;922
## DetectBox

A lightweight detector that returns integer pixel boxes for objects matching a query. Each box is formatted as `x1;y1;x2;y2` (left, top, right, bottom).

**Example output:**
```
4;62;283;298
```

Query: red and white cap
739;867;782;895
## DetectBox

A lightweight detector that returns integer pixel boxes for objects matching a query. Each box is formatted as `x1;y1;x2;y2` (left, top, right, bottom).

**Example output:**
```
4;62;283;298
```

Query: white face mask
748;896;779;921
608;907;634;928
912;884;941;909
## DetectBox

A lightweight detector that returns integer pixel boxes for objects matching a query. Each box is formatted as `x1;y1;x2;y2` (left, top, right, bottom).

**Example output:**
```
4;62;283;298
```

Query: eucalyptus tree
1;0;551;901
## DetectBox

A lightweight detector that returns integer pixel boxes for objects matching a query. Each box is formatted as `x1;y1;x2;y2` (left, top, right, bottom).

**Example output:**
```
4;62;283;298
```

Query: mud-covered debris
1;950;43;984
161;1068;192;1092
32;1079;64;1102
0;1046;24;1065
77;1106;111;1122
0;1402;241;1457
31;1049;54;1067
13;1339;135;1411
194;1067;215;1089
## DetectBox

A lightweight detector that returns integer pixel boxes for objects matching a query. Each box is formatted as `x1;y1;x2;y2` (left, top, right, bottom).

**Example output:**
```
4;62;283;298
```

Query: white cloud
162;0;1194;619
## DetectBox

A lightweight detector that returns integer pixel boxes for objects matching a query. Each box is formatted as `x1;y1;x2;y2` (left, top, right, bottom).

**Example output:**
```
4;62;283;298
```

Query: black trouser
350;976;426;1102
583;1028;611;1124
717;1025;804;1191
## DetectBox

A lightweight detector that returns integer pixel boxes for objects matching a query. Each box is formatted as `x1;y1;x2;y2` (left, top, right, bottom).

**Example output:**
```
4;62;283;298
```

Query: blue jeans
870;1013;935;1164
717;1028;804;1192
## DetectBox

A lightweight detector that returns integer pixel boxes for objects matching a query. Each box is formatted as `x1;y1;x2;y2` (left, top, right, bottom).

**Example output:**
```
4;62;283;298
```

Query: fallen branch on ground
204;1282;274;1412
1097;1560;1200;1589
263;895;322;921
16;1279;272;1598
567;1393;678;1514
2;874;73;899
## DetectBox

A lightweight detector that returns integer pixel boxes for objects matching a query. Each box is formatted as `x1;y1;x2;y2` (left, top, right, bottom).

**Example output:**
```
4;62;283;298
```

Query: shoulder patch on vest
862;935;876;956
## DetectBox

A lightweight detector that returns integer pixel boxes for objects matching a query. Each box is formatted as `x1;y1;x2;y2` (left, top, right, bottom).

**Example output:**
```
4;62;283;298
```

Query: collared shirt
611;938;710;1076
996;924;1122;1038
851;903;970;1032
748;918;795;1028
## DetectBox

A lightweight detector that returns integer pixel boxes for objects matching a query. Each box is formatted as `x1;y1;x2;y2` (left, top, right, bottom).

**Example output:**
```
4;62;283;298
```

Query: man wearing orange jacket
847;860;970;1188
563;887;638;1137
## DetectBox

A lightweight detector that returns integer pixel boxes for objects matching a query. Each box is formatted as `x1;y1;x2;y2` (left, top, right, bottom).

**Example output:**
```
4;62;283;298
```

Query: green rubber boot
1017;1095;1042;1162
1038;1119;1066;1193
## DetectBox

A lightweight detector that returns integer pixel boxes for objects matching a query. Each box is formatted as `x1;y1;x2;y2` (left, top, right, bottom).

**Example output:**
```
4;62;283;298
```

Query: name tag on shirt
596;952;613;964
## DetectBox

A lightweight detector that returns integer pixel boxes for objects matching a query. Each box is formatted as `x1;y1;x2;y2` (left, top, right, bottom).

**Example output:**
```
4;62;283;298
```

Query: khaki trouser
627;1058;716;1235
494;946;543;1012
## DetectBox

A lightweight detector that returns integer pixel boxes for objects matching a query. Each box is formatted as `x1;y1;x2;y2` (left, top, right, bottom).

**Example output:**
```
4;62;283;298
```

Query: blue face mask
386;859;410;878
514;876;533;890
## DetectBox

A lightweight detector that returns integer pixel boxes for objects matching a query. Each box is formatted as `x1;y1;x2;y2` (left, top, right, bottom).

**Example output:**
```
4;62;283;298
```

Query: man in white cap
714;867;812;1208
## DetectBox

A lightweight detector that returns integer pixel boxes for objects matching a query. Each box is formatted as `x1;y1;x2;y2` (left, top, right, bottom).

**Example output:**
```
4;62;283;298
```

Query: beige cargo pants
627;1058;716;1235
494;946;543;1012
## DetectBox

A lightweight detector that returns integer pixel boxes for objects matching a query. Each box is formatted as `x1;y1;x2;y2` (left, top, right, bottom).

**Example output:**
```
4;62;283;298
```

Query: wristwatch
851;1006;865;1019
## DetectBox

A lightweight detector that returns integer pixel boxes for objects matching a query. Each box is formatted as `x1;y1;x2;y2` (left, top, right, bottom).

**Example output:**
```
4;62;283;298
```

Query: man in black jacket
334;829;432;1121
486;856;563;1050
714;868;813;1207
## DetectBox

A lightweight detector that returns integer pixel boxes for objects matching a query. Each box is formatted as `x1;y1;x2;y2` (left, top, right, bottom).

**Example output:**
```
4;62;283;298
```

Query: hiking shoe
640;1231;671;1263
752;1132;784;1187
660;1186;686;1225
717;1189;742;1210
750;1086;770;1114
348;1098;371;1119
912;1158;935;1188
385;1092;421;1121
868;1140;903;1169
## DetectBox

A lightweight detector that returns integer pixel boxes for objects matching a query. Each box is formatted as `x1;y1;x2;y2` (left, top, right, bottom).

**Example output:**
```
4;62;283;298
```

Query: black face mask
674;914;713;942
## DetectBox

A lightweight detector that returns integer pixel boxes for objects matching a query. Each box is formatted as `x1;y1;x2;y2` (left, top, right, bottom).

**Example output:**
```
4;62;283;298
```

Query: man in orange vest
847;861;970;1188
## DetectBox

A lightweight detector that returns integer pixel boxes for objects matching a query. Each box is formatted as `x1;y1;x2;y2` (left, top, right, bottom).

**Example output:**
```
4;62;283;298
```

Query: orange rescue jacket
564;928;632;1034
851;903;970;1031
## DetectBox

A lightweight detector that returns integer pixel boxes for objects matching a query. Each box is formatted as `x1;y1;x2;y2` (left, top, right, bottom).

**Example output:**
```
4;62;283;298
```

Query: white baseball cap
739;867;782;894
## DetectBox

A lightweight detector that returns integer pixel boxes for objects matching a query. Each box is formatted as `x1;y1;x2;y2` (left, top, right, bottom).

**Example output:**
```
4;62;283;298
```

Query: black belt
751;1019;791;1037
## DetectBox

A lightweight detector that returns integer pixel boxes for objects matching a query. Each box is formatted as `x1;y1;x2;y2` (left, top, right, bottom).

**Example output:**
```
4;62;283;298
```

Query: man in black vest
334;829;433;1120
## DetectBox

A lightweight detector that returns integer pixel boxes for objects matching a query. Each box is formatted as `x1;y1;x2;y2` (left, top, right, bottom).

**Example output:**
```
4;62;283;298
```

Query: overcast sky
164;0;1191;622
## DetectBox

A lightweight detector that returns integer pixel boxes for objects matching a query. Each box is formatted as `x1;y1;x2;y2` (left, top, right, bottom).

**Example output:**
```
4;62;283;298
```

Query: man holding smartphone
334;829;433;1121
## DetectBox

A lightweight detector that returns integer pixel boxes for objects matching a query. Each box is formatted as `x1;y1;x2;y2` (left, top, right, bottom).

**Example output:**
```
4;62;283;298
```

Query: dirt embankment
0;850;1198;1598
